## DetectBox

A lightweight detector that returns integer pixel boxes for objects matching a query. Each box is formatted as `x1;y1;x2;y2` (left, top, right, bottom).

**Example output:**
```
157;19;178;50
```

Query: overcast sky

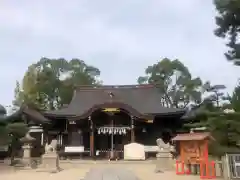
0;0;239;107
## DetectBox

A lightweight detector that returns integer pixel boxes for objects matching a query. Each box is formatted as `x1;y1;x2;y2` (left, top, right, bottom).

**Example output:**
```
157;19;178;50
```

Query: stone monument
124;143;145;160
155;138;175;172
20;132;35;168
40;139;61;173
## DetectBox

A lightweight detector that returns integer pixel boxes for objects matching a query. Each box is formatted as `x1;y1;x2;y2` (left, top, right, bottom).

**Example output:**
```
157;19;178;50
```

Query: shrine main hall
0;84;187;160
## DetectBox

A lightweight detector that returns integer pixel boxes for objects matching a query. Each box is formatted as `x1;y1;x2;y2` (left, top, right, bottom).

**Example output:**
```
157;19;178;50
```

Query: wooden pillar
89;116;95;158
130;115;135;142
78;129;83;146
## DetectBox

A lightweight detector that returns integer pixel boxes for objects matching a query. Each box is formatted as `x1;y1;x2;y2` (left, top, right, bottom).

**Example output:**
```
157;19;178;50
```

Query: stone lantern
20;132;35;167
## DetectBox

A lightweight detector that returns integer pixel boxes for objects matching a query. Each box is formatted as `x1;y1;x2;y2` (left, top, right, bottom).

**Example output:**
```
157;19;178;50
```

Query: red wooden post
176;160;184;175
175;160;191;175
200;160;216;179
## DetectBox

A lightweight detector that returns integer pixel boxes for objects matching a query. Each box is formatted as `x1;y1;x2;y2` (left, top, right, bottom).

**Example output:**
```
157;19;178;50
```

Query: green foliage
228;83;240;111
185;112;240;157
202;81;226;107
184;81;240;156
138;58;203;108
184;111;240;156
208;112;240;156
213;0;240;64
13;58;101;110
6;123;28;137
0;122;11;145
0;122;28;146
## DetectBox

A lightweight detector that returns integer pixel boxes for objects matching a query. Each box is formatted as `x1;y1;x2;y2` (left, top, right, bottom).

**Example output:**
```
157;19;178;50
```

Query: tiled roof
0;105;50;124
172;132;213;141
44;84;185;119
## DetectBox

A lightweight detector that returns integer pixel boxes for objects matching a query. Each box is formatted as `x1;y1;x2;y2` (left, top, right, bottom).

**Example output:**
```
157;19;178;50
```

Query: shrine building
0;84;187;160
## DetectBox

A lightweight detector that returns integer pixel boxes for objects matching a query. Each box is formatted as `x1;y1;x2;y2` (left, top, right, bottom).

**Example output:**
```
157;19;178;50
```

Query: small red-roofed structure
172;132;214;164
172;132;216;179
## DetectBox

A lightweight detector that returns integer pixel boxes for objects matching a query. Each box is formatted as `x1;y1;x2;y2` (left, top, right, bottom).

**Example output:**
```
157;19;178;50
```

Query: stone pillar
89;116;95;158
130;116;135;142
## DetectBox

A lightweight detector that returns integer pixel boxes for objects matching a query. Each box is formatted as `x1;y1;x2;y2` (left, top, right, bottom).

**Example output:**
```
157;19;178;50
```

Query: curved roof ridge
75;84;154;91
69;101;153;120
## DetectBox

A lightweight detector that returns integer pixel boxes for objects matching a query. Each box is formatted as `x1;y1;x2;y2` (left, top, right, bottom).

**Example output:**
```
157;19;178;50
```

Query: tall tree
213;0;240;64
185;83;240;156
0;106;28;164
138;58;203;108
202;81;226;107
227;82;240;111
13;58;101;110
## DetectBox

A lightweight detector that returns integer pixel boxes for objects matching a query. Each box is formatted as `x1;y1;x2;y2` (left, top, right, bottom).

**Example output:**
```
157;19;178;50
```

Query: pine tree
184;83;240;156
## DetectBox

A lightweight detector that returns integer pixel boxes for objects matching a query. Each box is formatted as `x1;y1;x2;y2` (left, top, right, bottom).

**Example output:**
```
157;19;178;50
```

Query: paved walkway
0;162;203;180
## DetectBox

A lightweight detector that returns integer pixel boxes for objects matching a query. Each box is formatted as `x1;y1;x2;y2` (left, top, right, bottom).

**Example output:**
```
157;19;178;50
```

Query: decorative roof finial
109;92;114;98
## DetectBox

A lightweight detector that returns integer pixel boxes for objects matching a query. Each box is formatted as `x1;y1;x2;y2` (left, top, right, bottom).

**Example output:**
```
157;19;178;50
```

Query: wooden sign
146;119;153;123
102;108;120;112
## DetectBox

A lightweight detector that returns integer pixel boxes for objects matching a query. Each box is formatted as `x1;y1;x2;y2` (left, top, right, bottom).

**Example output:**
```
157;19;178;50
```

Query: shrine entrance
92;109;132;160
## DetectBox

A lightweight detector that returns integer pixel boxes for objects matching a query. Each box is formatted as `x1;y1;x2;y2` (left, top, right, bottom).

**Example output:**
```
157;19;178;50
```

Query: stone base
155;152;174;172
38;153;62;173
156;151;172;158
19;157;38;169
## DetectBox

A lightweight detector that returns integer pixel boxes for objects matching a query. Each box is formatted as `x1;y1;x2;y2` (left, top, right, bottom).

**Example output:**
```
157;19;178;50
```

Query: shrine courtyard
0;161;201;180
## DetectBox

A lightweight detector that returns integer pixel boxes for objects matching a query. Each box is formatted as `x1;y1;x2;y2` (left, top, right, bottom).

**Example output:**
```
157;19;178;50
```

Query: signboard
146;119;153;123
64;146;84;153
102;108;120;112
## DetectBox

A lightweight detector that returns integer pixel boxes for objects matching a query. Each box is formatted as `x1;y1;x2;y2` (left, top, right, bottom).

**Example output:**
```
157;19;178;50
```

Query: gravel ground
0;161;204;180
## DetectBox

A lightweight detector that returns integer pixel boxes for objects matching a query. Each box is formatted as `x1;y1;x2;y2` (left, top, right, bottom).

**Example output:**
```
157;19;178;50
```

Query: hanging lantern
114;128;117;134
98;129;101;134
103;128;106;134
122;128;126;134
119;129;122;135
109;128;112;134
